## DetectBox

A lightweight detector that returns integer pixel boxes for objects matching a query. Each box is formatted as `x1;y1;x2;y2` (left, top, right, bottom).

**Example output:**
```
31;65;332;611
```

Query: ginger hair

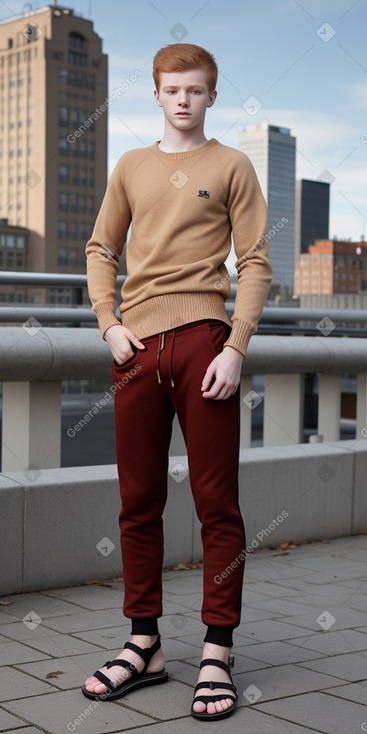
153;43;218;92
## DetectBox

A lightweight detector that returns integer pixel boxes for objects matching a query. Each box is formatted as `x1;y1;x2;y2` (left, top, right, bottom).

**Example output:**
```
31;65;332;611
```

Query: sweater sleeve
223;152;272;356
85;157;131;339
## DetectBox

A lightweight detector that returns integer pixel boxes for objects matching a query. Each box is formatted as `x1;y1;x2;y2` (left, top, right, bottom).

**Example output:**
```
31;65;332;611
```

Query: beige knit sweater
85;138;272;356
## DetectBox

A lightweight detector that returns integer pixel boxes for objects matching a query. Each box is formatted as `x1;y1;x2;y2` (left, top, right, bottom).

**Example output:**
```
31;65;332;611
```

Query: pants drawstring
169;330;175;387
156;329;175;387
156;331;164;384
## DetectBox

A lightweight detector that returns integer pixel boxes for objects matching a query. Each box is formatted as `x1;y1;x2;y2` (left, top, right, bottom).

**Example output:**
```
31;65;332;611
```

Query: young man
82;43;272;721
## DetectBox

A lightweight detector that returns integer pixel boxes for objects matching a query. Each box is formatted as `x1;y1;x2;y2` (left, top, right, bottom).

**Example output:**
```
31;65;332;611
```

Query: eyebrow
161;84;205;90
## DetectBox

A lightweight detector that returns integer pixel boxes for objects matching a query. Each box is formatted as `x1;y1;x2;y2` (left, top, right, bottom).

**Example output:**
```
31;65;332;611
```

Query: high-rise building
295;179;329;260
294;239;367;295
238;123;296;297
0;4;107;303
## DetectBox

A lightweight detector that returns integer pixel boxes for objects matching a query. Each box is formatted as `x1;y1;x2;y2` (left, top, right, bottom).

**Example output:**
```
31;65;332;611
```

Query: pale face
154;69;217;133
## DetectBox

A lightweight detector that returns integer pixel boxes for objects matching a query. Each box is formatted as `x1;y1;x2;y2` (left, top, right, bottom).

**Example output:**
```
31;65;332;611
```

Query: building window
59;164;68;183
58;193;68;211
59;135;68;155
69;193;77;212
16;235;25;248
58;246;67;265
79;194;87;214
59;106;68;126
69;32;86;50
68;50;88;67
58;221;67;239
59;69;68;84
6;234;15;248
69;248;78;265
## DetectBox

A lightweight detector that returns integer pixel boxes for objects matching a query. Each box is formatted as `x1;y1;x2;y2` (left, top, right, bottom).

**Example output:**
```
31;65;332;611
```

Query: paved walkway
1;534;367;734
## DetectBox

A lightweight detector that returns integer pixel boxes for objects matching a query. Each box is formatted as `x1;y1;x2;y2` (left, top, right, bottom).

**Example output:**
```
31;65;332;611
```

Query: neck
158;123;208;153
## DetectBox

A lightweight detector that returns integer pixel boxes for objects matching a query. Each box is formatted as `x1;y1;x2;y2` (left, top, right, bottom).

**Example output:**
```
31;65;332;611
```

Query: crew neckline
151;138;218;160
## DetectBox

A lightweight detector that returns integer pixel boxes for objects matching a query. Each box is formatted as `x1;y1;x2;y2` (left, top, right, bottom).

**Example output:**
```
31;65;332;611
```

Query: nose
178;92;189;107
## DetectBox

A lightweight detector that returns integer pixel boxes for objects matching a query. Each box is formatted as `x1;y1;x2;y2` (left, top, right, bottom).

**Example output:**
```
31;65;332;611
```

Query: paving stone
1;535;366;734
236;639;326;666
109;709;324;734
0;619;106;659
39;607;130;633
287;629;367;655
40;584;127;610
0;594;87;621
154;614;204;640
2;690;152;733
0;706;29;732
234;619;317;643
325;680;367;705
247;597;313;616
234;663;343;703
278;607;367;632
0;667;54;702
297;650;367;682
116;678;193;720
255;690;367;733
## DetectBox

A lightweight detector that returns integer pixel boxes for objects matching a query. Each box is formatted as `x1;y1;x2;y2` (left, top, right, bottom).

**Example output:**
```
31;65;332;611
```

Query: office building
0;4;107;303
295;179;329;260
294;239;367;295
238;123;296;297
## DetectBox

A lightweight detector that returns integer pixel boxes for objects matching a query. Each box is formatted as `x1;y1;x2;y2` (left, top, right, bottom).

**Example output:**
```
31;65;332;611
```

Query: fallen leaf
46;671;63;679
0;600;13;606
272;551;290;557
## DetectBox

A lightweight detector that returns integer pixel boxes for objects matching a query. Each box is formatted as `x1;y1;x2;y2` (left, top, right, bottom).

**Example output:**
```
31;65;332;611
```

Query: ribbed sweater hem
120;292;231;338
93;292;257;356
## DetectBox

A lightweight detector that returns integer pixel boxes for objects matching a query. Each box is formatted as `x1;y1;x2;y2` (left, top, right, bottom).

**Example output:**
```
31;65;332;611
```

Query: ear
207;89;217;108
154;89;163;108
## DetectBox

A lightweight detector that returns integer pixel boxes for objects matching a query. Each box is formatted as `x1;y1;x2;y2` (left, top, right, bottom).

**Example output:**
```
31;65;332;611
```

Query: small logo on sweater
198;190;210;199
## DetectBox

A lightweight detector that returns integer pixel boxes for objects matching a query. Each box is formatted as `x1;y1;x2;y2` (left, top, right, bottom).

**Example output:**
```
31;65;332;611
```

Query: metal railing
1;271;367;334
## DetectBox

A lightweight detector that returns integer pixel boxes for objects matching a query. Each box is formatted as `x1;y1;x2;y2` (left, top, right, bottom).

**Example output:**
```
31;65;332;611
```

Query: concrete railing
1;327;367;471
1;326;367;594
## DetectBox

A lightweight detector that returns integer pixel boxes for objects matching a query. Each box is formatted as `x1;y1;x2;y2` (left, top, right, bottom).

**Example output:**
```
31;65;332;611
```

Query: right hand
104;324;145;365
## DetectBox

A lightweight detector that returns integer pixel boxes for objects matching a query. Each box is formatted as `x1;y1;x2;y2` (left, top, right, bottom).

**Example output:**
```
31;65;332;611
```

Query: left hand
201;346;243;400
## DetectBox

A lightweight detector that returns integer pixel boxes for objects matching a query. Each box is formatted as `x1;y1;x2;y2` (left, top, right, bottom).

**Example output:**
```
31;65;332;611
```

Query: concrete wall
1;440;367;595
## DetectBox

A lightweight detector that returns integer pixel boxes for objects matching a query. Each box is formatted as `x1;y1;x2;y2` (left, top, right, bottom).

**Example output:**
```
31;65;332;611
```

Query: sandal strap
123;633;161;668
93;668;117;692
105;658;138;676
199;658;232;675
194;680;236;694
193;693;237;705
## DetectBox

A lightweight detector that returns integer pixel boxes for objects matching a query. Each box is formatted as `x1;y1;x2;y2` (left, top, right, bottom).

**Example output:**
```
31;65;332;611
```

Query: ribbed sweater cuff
223;319;256;357
92;302;121;339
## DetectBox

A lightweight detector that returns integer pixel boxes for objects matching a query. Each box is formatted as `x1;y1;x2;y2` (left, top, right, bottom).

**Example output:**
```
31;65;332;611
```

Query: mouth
175;112;191;116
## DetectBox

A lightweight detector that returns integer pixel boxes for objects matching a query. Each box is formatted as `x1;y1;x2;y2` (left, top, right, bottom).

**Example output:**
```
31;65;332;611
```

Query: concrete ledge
1;440;367;595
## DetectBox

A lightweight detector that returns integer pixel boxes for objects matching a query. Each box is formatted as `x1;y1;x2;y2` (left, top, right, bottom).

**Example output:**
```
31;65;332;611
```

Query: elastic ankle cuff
131;617;159;636
204;625;234;648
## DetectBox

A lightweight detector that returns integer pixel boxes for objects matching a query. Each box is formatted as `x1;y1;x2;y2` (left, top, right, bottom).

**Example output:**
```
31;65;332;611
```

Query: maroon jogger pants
112;319;246;641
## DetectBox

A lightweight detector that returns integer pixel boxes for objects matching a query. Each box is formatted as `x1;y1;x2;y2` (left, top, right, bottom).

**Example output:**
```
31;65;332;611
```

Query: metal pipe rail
1;271;367;326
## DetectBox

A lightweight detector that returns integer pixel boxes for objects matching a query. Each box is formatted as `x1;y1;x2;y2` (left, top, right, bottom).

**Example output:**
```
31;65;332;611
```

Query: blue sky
2;0;366;240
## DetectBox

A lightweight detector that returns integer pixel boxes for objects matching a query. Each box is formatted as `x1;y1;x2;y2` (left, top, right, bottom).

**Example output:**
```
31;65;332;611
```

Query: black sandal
191;656;238;721
82;633;168;701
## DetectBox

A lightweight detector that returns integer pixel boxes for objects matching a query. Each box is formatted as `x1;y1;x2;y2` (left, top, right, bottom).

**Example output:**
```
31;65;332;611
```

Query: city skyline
0;0;365;245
